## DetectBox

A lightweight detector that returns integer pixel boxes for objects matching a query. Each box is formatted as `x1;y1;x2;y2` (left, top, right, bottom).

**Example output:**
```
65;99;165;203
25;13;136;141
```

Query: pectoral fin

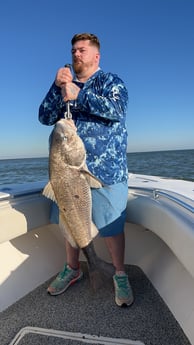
80;164;103;188
42;181;57;202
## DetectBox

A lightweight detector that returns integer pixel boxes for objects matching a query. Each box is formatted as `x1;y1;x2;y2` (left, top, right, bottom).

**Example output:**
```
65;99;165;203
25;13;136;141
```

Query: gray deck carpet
0;264;191;345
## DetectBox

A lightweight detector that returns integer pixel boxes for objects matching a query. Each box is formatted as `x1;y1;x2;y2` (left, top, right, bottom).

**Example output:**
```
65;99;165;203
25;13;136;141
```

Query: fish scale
53;168;92;248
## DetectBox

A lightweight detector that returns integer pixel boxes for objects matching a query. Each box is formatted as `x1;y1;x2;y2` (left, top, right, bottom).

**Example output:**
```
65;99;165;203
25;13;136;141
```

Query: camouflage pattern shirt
39;69;128;185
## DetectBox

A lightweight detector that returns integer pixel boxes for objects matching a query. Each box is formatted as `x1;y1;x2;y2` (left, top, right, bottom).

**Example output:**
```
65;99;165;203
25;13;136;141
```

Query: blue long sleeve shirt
39;69;128;185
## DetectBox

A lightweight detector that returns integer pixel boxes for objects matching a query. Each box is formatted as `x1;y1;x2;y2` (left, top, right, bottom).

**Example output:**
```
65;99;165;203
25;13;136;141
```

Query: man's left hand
61;82;80;102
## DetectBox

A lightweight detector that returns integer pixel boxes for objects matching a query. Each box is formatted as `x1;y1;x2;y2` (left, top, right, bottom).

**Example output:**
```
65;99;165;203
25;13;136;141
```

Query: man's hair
71;33;100;51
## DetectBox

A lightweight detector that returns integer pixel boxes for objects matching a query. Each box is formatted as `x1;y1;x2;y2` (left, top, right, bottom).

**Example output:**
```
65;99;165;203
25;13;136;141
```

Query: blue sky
0;0;194;158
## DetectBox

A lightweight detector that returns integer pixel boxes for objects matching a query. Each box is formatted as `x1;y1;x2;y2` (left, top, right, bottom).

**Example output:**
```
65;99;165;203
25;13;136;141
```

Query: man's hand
61;82;80;102
55;67;73;87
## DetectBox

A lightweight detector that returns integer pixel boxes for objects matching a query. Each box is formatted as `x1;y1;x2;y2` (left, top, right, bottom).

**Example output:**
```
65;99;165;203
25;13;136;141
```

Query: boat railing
0;181;47;201
128;186;194;214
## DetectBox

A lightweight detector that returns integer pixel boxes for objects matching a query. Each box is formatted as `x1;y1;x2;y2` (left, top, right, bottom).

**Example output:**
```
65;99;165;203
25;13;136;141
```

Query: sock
115;271;126;276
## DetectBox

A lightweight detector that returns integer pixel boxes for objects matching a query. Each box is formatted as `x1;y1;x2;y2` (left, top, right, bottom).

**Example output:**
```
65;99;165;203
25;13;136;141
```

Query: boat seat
126;177;194;279
0;182;51;243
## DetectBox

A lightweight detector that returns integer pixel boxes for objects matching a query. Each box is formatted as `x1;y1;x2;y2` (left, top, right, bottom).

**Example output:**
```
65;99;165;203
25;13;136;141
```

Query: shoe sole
115;296;134;307
47;272;83;296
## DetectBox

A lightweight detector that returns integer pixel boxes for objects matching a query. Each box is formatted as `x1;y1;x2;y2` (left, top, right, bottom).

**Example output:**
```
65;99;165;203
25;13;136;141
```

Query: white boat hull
0;174;194;344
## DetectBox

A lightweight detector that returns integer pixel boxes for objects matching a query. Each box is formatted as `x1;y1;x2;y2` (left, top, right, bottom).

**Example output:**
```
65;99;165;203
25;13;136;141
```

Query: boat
0;173;194;345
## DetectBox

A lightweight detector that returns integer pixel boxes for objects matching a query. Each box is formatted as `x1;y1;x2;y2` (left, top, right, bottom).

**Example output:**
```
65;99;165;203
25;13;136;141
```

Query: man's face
71;40;100;74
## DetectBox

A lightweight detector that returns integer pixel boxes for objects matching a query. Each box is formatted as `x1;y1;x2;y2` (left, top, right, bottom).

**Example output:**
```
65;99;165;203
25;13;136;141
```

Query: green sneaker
113;272;134;307
47;263;83;296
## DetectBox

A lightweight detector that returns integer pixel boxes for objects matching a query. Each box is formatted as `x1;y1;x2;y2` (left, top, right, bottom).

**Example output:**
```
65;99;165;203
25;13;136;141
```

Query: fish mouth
57;119;77;131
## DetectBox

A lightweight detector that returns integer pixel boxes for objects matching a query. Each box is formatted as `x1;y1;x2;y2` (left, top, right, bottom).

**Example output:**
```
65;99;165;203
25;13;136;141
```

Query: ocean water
127;149;194;181
0;149;194;186
0;157;49;186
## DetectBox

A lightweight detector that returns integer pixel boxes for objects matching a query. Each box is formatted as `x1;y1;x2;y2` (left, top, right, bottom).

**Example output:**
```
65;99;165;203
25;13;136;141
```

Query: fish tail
82;242;114;291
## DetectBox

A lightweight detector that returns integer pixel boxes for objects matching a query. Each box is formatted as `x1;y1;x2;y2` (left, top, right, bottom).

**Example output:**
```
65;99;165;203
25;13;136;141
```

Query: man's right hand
55;67;73;88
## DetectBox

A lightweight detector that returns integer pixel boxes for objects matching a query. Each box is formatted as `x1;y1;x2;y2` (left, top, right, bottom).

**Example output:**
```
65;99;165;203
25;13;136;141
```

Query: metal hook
64;101;72;119
63;64;72;120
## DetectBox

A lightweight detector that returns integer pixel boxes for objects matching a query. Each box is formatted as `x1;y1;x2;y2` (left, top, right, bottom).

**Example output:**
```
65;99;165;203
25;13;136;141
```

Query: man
39;33;134;307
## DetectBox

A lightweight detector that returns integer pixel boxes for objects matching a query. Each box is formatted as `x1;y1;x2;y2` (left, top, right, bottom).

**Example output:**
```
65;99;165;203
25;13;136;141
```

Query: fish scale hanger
63;64;73;120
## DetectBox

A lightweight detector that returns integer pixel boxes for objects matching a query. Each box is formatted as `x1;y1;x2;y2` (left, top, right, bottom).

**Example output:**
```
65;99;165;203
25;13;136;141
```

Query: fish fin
42;181;57;202
59;213;78;249
82;242;114;291
80;165;103;188
59;214;98;249
91;221;99;240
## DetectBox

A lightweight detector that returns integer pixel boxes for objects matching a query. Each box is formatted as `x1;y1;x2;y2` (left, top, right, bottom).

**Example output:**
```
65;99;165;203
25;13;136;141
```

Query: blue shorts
50;181;128;237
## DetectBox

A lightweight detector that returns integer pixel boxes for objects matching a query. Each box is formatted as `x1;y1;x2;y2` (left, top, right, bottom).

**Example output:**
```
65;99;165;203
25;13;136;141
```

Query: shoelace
58;265;72;280
116;275;129;290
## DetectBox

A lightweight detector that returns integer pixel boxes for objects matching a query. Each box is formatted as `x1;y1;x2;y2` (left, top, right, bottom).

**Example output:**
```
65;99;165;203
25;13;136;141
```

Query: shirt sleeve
76;72;128;122
38;83;65;125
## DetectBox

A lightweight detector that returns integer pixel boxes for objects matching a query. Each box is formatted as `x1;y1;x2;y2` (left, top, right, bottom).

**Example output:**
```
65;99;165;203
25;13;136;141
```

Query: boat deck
0;263;191;345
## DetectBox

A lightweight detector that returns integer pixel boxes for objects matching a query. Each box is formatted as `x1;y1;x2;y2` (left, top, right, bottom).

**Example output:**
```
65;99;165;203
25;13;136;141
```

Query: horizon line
0;147;194;160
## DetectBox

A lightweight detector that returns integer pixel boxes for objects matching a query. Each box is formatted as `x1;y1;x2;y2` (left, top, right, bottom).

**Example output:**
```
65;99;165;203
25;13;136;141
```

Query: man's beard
73;61;91;75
